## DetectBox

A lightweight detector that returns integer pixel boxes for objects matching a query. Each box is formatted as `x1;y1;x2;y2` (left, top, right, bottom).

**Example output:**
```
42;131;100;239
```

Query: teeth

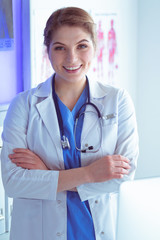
65;66;80;70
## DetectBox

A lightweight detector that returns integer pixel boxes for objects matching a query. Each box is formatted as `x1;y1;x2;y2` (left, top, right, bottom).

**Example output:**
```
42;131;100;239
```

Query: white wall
136;0;160;178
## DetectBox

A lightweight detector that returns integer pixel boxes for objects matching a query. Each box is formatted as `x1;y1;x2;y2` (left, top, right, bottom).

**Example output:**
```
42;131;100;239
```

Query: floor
0;233;9;240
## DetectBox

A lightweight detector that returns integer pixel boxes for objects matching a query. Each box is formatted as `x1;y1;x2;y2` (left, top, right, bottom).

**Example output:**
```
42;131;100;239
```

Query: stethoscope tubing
74;110;103;153
52;73;103;153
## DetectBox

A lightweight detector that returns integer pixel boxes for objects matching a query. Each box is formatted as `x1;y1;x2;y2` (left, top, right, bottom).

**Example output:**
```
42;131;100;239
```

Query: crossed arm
9;148;131;193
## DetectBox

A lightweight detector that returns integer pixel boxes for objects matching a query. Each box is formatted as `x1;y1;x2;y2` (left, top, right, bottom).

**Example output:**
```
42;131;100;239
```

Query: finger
114;160;131;169
11;157;35;165
16;162;35;170
9;153;35;160
112;173;124;179
13;148;37;157
13;148;29;153
113;155;130;163
16;161;48;170
14;148;37;156
114;167;129;175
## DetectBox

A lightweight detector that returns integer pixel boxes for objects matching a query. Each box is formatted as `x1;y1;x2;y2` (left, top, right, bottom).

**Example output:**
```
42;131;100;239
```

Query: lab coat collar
33;76;53;97
88;77;111;99
33;75;111;99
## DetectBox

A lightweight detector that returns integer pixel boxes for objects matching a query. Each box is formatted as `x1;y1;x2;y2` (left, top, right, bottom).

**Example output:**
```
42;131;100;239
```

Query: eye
77;44;88;49
54;46;65;51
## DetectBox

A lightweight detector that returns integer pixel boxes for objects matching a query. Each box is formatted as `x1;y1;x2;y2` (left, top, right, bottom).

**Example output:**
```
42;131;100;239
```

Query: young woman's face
48;25;95;84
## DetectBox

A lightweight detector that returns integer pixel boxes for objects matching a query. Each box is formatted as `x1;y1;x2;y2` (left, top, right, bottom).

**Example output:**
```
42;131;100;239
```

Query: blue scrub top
56;85;96;239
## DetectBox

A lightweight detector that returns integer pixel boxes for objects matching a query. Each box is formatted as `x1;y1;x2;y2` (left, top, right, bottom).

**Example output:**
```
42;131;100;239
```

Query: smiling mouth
63;65;82;71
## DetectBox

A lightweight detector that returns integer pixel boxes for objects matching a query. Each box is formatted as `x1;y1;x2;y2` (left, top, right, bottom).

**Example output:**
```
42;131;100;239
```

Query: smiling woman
1;6;138;240
48;25;95;96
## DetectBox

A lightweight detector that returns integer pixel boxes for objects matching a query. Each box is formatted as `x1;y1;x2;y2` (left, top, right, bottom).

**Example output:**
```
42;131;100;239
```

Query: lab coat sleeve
77;89;139;202
1;93;59;200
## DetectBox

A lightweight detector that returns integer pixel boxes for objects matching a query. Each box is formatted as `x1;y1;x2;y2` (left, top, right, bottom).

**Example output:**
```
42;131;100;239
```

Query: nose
66;49;78;63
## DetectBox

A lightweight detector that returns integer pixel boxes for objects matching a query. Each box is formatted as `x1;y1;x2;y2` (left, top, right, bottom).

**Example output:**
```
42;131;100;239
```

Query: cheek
84;51;94;64
87;48;95;60
49;53;61;66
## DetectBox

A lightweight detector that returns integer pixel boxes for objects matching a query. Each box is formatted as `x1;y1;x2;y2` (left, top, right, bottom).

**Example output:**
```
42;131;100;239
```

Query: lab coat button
101;231;105;235
85;143;88;147
95;200;98;204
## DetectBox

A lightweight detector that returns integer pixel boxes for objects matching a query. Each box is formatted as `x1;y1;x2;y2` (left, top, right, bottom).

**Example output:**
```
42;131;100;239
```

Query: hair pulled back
44;7;97;52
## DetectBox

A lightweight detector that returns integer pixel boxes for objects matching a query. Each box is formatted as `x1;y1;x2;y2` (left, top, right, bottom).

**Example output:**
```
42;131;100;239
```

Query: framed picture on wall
88;12;119;86
0;0;14;51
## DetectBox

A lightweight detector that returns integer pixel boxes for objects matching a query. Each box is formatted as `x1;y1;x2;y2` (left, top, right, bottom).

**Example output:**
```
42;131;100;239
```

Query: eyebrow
52;39;90;46
77;39;90;44
52;42;65;46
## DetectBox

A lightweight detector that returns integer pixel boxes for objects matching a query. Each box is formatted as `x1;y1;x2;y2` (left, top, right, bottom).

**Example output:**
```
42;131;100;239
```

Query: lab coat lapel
36;95;61;150
33;76;61;148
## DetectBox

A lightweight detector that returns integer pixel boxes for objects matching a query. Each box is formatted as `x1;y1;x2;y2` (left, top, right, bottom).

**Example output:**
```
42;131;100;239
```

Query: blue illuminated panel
0;0;23;104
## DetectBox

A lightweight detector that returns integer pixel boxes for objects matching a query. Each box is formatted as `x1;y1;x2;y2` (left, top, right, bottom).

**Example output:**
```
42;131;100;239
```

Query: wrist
82;166;92;184
57;166;90;193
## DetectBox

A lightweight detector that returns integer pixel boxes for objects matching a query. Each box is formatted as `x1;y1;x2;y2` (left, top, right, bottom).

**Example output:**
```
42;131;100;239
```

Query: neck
54;74;87;110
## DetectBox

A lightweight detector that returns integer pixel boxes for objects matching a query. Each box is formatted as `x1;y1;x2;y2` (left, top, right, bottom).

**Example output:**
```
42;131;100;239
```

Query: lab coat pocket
10;198;43;240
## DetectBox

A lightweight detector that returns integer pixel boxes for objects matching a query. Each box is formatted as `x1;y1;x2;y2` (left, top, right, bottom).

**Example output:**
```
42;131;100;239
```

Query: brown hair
44;7;97;52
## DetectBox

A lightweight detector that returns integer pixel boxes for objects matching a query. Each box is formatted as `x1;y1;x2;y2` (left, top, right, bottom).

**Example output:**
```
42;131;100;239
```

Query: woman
1;7;138;240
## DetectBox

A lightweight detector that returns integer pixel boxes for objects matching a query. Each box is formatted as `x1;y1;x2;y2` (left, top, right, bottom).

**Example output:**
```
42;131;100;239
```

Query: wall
0;0;23;105
136;0;160;178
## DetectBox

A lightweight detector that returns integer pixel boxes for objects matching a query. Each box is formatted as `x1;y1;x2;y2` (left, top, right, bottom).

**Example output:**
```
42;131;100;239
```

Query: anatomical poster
89;12;119;86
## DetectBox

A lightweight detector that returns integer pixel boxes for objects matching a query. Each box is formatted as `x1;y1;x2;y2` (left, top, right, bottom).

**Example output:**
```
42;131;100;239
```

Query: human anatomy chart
90;13;119;86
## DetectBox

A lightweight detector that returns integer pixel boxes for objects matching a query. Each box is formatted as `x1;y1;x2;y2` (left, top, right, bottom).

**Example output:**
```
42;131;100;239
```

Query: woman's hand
9;148;49;170
57;154;131;192
85;155;131;183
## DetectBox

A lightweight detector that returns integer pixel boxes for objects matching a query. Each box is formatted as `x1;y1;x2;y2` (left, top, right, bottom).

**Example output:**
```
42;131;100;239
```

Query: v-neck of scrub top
56;85;96;240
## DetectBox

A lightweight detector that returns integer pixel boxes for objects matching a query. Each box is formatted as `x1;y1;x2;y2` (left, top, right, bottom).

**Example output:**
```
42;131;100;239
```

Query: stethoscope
52;74;115;153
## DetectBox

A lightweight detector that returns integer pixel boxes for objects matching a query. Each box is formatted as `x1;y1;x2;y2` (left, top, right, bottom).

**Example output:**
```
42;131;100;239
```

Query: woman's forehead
51;25;92;43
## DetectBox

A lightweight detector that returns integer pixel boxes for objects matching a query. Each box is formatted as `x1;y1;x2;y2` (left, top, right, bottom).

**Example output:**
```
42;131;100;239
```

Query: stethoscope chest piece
61;135;70;149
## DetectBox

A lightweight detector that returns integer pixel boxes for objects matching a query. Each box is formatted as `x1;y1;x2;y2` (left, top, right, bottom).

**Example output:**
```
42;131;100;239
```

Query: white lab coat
1;76;138;240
